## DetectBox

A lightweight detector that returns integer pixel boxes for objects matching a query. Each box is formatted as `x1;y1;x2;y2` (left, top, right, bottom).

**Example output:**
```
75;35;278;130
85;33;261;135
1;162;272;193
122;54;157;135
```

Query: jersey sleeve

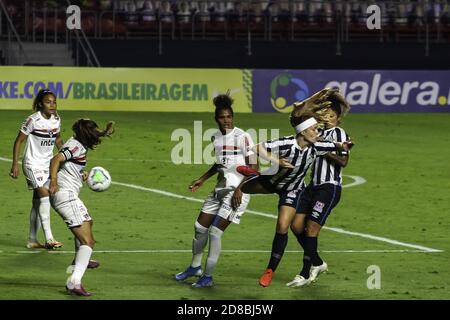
313;141;338;156
59;141;82;161
333;128;349;155
241;133;256;157
20;117;34;136
263;137;292;154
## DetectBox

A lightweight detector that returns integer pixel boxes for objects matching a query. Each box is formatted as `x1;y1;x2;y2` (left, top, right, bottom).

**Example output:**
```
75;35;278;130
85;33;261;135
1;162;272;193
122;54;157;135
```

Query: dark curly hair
72;119;115;150
213;93;234;119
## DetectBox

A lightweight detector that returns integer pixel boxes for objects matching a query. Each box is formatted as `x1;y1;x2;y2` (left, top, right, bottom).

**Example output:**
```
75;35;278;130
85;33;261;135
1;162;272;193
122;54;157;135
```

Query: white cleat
310;262;328;282
286;275;311;288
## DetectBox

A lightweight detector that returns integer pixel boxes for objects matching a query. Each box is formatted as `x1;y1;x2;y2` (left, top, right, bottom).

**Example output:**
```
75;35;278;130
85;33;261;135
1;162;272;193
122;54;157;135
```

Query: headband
295;117;317;134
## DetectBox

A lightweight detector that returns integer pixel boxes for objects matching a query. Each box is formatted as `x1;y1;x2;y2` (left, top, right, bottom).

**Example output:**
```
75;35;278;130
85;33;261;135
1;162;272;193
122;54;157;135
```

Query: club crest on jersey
287;190;297;198
48;130;54;137
313;201;325;213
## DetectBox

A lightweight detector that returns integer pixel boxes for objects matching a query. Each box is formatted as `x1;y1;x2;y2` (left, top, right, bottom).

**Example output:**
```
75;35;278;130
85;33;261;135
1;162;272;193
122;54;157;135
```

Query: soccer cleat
175;266;202;281
26;241;45;249
310;262;328;282
286;275;311;288
68;260;100;273
87;260;100;269
236;165;260;177
45;240;63;249
192;275;213;288
259;268;274;287
66;284;92;297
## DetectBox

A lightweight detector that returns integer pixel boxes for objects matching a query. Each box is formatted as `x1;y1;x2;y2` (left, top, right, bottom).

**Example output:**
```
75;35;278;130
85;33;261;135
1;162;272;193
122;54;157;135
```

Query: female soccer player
49;119;114;296
174;93;258;288
10;88;64;249
233;112;353;288
286;92;352;288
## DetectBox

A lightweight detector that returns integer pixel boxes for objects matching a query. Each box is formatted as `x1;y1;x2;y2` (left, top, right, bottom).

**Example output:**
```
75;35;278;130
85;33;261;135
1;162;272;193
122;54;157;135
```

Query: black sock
294;232;307;251
306;236;323;266
300;236;323;278
267;232;288;271
299;254;311;278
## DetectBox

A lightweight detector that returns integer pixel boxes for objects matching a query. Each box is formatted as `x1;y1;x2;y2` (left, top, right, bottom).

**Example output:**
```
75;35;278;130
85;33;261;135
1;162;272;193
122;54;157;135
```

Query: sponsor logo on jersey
41;140;55;147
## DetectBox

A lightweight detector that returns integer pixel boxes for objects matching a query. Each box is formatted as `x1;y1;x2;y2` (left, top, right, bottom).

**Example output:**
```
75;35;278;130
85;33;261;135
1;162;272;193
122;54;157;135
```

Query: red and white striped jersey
212;127;255;189
57;137;87;195
20;111;61;168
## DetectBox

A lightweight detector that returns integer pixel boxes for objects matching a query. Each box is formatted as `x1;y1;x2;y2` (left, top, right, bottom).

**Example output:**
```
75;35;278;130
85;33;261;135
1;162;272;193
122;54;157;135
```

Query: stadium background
0;0;449;304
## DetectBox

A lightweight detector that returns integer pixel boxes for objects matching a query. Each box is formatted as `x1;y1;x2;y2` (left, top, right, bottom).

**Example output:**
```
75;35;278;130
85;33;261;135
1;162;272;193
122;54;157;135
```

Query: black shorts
295;184;341;226
251;176;301;208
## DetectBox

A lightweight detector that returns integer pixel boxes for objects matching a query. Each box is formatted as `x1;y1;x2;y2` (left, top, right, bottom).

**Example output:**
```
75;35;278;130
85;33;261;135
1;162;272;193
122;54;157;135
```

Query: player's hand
49;180;59;195
82;171;89;182
9;164;19;179
189;179;203;192
342;140;354;151
278;158;295;169
231;188;243;210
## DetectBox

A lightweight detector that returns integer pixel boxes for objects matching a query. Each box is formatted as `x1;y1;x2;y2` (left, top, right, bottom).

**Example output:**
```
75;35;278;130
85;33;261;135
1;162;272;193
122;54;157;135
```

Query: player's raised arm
253;143;295;169
10;131;27;179
49;153;66;195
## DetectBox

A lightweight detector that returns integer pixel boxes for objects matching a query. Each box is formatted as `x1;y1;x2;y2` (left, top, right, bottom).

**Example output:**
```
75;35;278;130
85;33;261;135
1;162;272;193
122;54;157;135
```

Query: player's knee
209;225;224;239
276;221;290;234
195;221;209;234
306;224;321;237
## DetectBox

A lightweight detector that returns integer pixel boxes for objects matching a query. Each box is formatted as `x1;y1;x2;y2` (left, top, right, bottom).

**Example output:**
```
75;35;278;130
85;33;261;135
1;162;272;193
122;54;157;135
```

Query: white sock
38;197;54;242
69;245;92;286
204;226;224;276
191;221;209;268
28;198;41;243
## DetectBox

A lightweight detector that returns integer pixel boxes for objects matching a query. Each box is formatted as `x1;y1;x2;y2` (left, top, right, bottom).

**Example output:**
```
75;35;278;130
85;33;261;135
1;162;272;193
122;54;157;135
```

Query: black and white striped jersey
261;136;338;192
311;127;349;186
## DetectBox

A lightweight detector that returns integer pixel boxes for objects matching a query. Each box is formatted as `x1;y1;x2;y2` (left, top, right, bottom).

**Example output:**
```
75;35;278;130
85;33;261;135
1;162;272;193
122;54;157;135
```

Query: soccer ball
87;166;111;192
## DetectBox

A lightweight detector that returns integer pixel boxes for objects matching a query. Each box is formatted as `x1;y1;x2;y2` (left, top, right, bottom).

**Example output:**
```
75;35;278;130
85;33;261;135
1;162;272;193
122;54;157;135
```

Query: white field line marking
7;249;435;254
342;175;366;188
0;157;442;253
111;181;443;253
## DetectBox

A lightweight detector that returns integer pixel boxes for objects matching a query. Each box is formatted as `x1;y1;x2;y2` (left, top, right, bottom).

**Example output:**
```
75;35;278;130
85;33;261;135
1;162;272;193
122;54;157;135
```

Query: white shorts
200;187;250;224
22;164;49;190
50;190;92;228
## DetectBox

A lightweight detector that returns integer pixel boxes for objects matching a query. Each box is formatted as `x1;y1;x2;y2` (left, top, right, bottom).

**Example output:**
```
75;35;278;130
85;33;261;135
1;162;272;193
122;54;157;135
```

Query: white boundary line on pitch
8;249;435;254
111;181;443;253
0;156;442;253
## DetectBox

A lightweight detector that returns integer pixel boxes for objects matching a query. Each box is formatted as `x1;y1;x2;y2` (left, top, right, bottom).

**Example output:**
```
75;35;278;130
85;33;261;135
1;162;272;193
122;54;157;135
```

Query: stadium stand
0;0;449;68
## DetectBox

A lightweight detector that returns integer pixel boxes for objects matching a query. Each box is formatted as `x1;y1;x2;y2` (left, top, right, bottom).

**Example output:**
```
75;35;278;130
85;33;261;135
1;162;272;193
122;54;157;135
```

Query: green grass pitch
0;110;449;300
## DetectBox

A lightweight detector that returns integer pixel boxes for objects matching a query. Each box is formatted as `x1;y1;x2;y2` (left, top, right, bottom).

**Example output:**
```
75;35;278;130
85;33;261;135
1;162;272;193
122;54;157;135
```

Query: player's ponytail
72;119;115;150
213;92;234;119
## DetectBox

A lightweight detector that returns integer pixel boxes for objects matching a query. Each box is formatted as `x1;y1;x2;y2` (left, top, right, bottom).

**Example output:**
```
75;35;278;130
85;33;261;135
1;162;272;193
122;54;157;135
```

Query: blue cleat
192;275;213;288
175;266;202;281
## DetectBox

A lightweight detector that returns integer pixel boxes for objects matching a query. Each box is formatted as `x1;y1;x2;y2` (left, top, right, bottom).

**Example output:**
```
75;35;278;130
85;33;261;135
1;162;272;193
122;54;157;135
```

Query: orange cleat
45;240;64;249
259;268;274;287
